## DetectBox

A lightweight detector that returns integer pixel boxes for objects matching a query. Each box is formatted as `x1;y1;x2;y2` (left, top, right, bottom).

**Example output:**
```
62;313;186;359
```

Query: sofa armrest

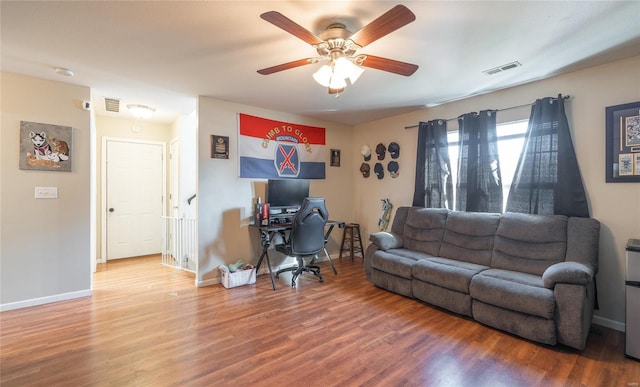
369;231;403;251
542;261;594;288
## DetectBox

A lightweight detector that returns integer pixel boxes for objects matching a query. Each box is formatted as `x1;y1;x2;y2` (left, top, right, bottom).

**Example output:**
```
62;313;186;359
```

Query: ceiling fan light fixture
312;65;333;87
328;73;347;90
347;63;365;84
127;104;155;120
333;57;364;85
312;57;364;93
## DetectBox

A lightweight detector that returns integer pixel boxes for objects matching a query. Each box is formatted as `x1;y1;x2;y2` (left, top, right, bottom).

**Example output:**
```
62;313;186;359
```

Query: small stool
339;223;364;261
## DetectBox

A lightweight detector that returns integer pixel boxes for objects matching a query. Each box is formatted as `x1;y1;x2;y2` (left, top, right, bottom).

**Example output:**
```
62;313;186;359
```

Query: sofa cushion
413;257;489;294
413;281;473;316
370;250;424;279
566;217;600;272
386;248;434;261
470;269;555;319
492;212;568;276
402;207;448;256
440;211;500;266
371;269;414;298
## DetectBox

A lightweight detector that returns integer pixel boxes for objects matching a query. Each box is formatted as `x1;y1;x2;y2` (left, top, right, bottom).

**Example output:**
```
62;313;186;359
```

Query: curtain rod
404;95;570;129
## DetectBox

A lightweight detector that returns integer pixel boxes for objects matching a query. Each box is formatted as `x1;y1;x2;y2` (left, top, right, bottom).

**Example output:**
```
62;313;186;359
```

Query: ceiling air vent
104;98;120;112
483;61;522;76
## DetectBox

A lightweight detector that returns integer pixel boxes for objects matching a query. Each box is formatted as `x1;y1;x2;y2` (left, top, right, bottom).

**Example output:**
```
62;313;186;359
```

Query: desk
251;220;345;290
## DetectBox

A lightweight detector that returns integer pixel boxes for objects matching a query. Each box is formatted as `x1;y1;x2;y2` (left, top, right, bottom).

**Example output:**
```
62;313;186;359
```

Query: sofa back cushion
390;207;410;237
492;212;568;275
403;207;448;256
566;217;600;272
440;211;500;266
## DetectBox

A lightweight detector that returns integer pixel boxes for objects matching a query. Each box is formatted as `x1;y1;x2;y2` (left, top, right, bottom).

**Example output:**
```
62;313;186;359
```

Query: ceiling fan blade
349;5;416;48
359;55;419;76
260;11;324;46
257;58;314;75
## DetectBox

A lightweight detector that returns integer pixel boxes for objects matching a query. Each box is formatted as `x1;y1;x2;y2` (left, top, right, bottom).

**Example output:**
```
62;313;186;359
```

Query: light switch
35;187;58;199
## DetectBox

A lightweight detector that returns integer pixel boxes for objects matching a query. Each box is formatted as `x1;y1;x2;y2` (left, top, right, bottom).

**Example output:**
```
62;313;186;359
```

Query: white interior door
106;139;164;260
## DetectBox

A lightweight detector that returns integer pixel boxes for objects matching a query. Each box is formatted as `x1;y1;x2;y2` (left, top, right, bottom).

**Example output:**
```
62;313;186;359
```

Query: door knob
108;208;115;213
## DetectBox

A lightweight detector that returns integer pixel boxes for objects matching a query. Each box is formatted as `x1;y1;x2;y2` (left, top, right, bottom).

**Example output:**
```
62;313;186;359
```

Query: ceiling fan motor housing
316;23;360;58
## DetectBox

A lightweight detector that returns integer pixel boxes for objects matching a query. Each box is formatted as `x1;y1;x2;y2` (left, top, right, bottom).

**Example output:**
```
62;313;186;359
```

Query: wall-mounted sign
211;135;229;159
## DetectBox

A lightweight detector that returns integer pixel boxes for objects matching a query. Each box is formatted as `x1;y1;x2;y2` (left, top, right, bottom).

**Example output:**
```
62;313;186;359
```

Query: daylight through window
447;120;528;212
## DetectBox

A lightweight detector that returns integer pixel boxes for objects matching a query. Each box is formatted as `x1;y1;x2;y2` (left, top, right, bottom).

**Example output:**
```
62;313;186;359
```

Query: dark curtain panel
412;120;453;209
456;110;503;212
506;95;589;217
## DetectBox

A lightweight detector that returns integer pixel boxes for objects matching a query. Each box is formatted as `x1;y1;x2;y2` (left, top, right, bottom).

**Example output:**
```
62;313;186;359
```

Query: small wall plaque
211;135;229;159
330;149;340;167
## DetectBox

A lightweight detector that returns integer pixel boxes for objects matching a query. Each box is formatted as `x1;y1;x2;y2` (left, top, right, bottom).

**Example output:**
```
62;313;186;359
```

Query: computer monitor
266;179;310;212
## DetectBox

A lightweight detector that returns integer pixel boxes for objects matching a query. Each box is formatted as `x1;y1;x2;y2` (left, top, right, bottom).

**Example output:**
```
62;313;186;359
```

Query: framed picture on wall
211;135;229;159
19;121;73;172
330;149;341;167
606;101;640;182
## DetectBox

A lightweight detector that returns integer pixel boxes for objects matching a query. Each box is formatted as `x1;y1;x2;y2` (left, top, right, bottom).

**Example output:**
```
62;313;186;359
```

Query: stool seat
339;223;364;261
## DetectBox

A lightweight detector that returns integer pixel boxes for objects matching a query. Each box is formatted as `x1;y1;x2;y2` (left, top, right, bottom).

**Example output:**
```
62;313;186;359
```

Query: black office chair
275;197;329;287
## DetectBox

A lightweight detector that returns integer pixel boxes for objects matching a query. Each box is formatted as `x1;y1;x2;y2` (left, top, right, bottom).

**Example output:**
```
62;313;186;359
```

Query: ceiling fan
257;5;419;95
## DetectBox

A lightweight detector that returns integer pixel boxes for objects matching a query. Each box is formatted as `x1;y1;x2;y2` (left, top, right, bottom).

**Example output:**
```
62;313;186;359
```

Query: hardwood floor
1;255;639;386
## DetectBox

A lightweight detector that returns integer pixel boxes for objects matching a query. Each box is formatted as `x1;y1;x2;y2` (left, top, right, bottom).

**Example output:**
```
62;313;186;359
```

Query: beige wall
94;115;173;261
196;97;355;285
352;55;640;328
0;72;91;307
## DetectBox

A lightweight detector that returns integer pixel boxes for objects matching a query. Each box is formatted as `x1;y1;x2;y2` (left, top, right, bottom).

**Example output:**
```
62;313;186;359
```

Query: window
447;120;528;212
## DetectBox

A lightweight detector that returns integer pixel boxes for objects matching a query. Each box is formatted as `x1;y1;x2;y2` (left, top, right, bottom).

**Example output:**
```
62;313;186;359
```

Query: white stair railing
162;216;196;272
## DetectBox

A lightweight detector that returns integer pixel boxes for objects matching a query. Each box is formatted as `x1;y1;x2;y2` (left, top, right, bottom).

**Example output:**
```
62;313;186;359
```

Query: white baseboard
196;277;219;287
592;314;625;332
0;289;92;312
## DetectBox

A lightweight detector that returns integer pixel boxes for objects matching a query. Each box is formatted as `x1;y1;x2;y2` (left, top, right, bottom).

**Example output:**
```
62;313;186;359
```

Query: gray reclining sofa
364;207;600;350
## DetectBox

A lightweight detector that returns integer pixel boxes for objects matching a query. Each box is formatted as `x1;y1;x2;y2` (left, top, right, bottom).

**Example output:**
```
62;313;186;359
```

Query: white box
221;267;256;289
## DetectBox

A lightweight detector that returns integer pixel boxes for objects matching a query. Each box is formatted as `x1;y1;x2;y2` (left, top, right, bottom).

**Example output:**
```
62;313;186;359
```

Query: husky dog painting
19;121;72;171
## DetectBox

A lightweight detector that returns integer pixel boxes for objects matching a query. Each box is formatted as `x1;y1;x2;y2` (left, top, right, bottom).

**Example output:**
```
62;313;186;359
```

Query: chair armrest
542;262;594;288
369;231;403;251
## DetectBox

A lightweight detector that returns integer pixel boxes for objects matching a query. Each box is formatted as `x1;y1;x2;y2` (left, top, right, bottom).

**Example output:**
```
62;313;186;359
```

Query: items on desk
254;197;270;226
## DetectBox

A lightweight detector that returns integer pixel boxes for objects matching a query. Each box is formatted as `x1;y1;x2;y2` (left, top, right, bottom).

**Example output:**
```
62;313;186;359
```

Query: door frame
100;137;166;263
169;137;181;218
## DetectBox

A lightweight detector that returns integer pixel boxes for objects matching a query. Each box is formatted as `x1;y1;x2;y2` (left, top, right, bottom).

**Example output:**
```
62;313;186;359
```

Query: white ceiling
2;1;639;126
